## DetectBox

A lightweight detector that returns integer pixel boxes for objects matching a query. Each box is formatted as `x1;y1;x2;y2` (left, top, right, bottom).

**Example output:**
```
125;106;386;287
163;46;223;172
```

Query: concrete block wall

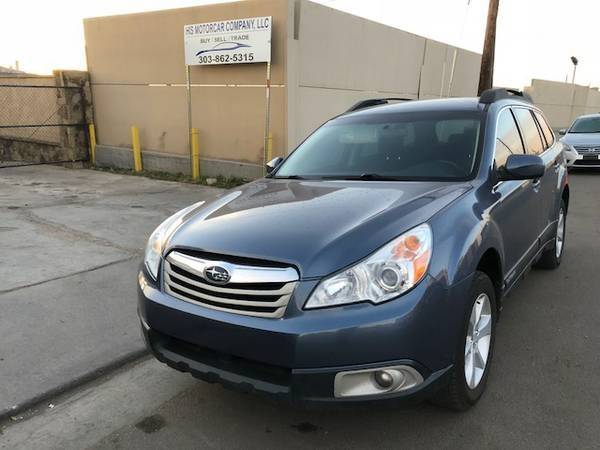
84;0;482;177
287;0;482;149
84;0;288;178
525;79;600;130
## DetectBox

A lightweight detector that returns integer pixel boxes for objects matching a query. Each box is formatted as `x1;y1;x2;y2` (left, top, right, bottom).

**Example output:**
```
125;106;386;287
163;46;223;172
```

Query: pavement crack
0;257;138;295
16;208;140;256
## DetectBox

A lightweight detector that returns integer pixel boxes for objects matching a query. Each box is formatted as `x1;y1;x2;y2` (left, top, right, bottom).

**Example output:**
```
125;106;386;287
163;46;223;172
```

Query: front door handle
532;179;542;191
553;159;561;172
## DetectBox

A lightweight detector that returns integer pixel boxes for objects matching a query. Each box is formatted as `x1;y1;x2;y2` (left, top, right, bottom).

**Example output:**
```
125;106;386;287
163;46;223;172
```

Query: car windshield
569;117;600;133
274;111;482;181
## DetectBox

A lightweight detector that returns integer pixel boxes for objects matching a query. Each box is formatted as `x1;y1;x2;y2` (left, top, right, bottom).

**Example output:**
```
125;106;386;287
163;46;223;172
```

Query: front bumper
138;268;471;405
141;320;452;406
565;152;600;168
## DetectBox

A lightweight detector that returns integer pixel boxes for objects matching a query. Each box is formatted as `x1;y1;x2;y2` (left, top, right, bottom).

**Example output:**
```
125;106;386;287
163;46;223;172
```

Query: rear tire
535;199;566;270
432;271;497;411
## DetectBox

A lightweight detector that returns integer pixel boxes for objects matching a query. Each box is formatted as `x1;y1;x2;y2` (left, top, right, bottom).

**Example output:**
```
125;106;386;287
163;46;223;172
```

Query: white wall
287;0;482;149
525;79;600;129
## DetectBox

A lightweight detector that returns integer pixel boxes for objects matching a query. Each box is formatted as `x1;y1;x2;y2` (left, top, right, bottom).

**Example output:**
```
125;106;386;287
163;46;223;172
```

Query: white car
560;113;600;168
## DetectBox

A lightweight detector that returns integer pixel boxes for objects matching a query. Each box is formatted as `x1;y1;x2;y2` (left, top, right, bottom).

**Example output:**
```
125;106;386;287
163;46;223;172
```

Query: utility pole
477;0;500;95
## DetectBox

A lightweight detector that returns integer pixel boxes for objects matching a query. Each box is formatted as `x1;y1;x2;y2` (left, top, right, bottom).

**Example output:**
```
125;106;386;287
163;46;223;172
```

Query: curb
0;348;149;424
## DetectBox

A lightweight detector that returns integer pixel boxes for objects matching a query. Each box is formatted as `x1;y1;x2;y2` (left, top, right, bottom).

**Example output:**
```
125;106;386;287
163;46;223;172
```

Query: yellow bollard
88;123;97;165
131;126;143;172
267;132;273;162
191;128;200;181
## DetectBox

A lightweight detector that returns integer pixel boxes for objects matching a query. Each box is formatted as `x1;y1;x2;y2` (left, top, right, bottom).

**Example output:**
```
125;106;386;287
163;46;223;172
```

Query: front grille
574;146;600;155
163;251;298;319
574;159;600;166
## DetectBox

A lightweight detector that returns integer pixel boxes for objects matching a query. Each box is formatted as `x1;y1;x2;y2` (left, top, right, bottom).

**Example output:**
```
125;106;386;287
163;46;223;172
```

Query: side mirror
558;128;567;136
265;157;284;174
498;154;545;181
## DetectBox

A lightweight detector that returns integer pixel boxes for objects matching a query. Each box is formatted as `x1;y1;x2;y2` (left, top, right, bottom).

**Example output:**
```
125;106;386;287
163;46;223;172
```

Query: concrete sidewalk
0;165;222;418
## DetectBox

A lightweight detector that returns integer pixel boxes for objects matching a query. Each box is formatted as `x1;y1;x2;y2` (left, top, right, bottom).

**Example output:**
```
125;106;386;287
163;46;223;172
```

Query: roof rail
479;88;532;104
346;97;413;113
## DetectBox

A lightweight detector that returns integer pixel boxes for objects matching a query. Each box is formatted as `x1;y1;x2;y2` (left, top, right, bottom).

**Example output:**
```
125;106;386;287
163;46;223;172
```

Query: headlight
144;201;205;280
305;223;432;309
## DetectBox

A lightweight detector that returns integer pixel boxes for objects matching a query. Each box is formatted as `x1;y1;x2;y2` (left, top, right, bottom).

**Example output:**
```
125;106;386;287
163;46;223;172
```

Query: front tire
535;199;566;270
433;271;497;411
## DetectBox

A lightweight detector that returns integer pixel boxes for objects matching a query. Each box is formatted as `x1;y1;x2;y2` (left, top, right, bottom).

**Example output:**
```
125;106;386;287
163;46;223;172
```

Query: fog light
334;365;424;398
373;370;394;388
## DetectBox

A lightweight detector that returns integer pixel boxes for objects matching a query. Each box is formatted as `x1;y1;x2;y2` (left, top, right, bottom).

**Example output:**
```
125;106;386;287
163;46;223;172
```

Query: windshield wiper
332;173;403;181
273;174;403;181
271;175;307;180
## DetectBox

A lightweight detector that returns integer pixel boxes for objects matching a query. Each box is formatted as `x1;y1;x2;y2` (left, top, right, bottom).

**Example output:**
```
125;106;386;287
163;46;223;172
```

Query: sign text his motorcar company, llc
184;16;272;66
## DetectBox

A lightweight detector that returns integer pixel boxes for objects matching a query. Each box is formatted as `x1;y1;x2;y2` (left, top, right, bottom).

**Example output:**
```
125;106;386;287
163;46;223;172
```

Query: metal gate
0;84;89;168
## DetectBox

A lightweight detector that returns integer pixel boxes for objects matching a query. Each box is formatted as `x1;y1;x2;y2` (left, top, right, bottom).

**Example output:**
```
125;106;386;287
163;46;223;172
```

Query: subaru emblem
204;266;231;285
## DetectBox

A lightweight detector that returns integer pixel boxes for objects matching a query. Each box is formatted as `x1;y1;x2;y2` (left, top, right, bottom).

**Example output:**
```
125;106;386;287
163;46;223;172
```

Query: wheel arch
475;248;503;309
562;184;570;213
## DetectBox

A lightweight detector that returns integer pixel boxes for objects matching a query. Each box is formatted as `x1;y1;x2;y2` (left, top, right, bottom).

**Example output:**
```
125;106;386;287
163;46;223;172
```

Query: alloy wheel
555;208;565;259
464;293;492;389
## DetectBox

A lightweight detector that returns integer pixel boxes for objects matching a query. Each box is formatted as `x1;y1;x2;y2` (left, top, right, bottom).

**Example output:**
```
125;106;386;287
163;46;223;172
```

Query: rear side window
495;109;524;167
534;111;554;147
513;108;545;155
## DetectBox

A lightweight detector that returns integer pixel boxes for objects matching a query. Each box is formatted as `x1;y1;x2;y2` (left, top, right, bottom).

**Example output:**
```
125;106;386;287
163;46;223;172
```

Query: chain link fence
0;84;88;167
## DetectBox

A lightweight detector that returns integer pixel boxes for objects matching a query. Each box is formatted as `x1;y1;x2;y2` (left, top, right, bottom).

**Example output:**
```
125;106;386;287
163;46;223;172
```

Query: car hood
562;133;600;146
166;179;471;278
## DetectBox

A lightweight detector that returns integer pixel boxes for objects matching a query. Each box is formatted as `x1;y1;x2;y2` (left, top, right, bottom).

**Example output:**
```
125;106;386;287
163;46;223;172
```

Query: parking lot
0;166;221;418
1;166;600;449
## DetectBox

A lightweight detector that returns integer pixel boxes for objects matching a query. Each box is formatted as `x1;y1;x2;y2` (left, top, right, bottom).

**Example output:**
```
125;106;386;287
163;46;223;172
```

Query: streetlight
568;56;579;125
570;56;579;84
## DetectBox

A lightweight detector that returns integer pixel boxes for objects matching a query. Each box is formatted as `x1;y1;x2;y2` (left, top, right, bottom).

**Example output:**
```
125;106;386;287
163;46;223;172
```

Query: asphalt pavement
1;168;599;449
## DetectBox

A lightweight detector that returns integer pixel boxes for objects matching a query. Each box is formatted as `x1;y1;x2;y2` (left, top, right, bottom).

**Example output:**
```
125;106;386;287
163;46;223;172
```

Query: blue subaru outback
138;89;569;410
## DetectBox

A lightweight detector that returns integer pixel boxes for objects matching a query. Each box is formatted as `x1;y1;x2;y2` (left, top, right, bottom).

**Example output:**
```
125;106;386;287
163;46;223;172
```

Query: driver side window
495;109;524;168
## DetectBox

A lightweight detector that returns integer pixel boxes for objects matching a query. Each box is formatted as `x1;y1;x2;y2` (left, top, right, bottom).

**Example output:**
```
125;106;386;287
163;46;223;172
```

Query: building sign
184;16;272;66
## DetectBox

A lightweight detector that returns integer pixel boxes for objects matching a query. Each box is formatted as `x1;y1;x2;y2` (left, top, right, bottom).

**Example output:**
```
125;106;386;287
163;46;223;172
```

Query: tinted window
570;116;600;133
534;111;554;147
532;115;549;149
513;108;545;155
276;112;482;180
495;109;524;167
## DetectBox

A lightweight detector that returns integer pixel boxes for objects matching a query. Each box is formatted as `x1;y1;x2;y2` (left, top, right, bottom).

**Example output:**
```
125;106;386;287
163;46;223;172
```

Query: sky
0;0;598;88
